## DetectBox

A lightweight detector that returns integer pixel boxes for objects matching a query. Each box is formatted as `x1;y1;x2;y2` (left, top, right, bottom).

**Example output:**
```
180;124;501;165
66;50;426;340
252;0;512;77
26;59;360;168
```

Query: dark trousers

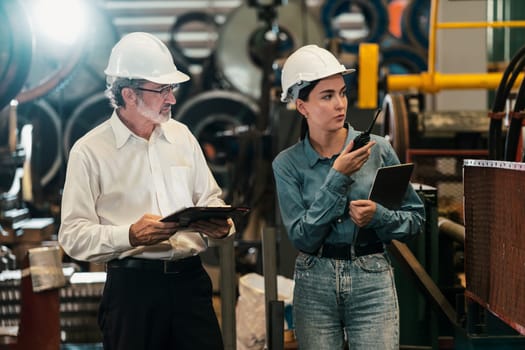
98;257;223;350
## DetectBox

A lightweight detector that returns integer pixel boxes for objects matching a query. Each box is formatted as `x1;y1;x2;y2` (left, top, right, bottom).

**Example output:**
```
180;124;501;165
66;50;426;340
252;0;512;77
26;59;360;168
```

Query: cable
488;44;525;160
504;66;525;161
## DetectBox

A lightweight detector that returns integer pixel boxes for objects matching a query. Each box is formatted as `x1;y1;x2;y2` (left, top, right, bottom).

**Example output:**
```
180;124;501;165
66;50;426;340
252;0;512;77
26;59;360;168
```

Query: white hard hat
280;44;355;103
104;32;190;85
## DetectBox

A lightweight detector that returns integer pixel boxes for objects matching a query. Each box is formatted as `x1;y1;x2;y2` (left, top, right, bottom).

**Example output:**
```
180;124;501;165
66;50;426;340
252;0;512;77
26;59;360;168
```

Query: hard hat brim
142;70;191;85
280;68;357;102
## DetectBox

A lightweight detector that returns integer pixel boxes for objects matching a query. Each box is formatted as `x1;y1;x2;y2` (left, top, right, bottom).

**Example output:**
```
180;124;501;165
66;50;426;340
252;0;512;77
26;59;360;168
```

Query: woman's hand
333;141;375;176
349;199;377;227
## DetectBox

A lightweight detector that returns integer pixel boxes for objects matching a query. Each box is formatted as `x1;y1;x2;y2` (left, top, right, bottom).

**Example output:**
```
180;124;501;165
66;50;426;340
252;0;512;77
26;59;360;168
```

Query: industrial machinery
361;1;525;348
1;0;525;349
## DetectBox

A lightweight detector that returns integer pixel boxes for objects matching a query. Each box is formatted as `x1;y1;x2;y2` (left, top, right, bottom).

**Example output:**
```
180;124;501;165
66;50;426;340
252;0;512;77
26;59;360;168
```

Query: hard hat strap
288;80;312;102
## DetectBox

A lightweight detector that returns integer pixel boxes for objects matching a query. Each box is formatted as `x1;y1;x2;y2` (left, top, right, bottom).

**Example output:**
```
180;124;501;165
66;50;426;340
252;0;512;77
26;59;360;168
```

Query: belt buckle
163;261;180;274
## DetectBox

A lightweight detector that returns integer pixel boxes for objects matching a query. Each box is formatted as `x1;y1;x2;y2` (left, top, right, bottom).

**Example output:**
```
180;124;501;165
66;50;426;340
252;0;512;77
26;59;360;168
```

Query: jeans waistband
106;255;202;274
316;241;384;260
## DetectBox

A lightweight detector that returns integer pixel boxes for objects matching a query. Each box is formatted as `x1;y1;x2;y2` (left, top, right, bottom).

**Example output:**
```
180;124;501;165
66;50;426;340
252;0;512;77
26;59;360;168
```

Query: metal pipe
262;227;283;350
219;236;237;350
437;20;525;29
428;0;440;78
388;240;459;328
357;43;379;109
387;72;525;93
8;100;18;152
385;0;524;94
269;300;284;350
437;217;465;245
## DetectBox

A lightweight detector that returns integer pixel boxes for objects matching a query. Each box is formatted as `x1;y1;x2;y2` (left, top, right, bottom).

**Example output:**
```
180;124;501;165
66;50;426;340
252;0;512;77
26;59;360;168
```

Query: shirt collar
159;122;176;144
109;111;174;148
110;111;132;148
303;123;354;167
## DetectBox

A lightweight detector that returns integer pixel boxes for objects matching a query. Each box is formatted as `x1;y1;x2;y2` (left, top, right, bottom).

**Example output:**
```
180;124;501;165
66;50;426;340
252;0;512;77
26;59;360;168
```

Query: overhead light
29;0;88;46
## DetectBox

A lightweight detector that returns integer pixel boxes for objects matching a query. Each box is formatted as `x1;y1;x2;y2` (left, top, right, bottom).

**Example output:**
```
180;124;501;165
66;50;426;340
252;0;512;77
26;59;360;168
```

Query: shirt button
336;218;342;223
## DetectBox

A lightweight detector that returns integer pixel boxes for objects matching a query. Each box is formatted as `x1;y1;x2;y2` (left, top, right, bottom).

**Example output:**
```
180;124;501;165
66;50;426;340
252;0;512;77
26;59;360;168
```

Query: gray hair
104;77;146;109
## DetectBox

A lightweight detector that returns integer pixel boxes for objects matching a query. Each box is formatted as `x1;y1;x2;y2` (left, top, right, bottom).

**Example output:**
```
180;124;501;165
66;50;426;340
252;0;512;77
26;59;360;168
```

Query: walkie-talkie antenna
350;108;382;151
364;108;382;135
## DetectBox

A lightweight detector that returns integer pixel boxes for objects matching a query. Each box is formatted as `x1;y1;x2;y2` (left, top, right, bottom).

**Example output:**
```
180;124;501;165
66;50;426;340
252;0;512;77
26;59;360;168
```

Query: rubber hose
504;74;525;161
488;45;525;159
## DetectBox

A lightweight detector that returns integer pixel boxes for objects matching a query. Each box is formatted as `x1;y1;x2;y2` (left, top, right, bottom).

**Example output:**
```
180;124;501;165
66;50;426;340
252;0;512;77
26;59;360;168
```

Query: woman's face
297;74;347;133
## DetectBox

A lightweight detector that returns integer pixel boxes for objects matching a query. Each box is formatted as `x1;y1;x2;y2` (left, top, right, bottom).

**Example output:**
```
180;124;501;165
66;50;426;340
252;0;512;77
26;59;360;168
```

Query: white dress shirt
59;111;229;263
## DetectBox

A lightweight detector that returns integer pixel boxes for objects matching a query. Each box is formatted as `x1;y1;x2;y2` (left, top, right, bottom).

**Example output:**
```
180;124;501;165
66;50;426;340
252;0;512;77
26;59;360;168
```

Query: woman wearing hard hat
272;45;425;349
59;32;232;350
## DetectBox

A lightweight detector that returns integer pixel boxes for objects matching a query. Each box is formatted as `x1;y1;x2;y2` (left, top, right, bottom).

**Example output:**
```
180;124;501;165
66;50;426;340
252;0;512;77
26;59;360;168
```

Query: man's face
135;83;177;124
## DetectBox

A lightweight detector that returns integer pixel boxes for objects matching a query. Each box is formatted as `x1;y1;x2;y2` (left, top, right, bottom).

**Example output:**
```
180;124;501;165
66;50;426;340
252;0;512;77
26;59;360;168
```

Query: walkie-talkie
350;108;382;151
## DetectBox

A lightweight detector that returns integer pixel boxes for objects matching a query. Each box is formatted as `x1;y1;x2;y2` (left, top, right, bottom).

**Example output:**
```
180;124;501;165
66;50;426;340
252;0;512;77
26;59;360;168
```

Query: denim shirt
272;124;425;254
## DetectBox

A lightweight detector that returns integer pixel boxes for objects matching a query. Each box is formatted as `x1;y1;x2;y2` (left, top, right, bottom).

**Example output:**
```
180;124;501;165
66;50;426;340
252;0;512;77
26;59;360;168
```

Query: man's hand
349;199;377;227
129;214;180;247
189;217;233;239
333;141;375;176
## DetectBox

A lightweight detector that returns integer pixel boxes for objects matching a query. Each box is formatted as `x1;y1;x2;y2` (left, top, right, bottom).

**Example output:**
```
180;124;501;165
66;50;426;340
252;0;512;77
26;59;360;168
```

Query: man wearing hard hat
59;32;232;350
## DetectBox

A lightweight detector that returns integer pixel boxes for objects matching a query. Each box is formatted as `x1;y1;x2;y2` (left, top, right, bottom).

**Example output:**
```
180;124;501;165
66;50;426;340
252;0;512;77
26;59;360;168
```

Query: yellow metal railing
358;0;525;108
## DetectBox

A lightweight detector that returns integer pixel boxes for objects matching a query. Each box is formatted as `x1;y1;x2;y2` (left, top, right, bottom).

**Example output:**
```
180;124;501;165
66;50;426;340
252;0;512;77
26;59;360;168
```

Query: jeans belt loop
164;261;175;274
350;243;356;261
316;245;324;258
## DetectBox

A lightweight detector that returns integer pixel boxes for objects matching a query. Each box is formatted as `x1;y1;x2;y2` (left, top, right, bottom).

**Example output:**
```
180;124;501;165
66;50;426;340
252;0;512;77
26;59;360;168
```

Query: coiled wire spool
216;0;325;100
378;42;427;103
16;99;63;198
401;0;430;52
43;1;119;109
321;0;389;53
381;93;410;162
169;11;220;66
174;90;259;195
63;92;113;161
168;11;219;111
167;54;194;114
14;0;89;105
381;43;427;74
0;0;33;111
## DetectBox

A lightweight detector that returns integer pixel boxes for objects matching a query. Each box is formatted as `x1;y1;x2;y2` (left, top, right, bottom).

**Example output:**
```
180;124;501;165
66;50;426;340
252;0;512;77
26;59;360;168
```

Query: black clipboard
368;163;414;209
355;163;414;248
160;206;250;227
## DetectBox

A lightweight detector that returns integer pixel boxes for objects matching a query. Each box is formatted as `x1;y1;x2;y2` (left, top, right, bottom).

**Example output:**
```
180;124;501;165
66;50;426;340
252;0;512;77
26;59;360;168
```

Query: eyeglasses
136;83;179;98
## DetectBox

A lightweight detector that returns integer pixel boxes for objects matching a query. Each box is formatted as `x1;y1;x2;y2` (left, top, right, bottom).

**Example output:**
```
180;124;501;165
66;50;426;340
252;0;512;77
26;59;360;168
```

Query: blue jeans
293;252;399;350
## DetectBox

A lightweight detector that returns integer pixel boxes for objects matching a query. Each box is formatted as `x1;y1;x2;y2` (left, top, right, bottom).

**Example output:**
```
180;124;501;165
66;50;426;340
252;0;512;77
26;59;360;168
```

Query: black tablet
160;206;250;226
368;163;414;210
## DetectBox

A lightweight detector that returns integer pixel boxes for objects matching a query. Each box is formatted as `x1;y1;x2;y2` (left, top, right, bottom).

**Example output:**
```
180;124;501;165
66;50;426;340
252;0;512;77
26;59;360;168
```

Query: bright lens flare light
31;0;88;45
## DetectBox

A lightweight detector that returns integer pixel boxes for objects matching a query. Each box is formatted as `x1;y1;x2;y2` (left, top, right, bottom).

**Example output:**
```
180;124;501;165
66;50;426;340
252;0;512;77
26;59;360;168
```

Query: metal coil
321;0;389;53
0;0;33;110
216;0;324;100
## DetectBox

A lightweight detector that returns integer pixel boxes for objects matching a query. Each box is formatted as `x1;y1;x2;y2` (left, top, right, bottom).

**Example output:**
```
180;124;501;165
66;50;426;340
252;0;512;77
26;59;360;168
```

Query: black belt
106;255;202;274
317;241;384;260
